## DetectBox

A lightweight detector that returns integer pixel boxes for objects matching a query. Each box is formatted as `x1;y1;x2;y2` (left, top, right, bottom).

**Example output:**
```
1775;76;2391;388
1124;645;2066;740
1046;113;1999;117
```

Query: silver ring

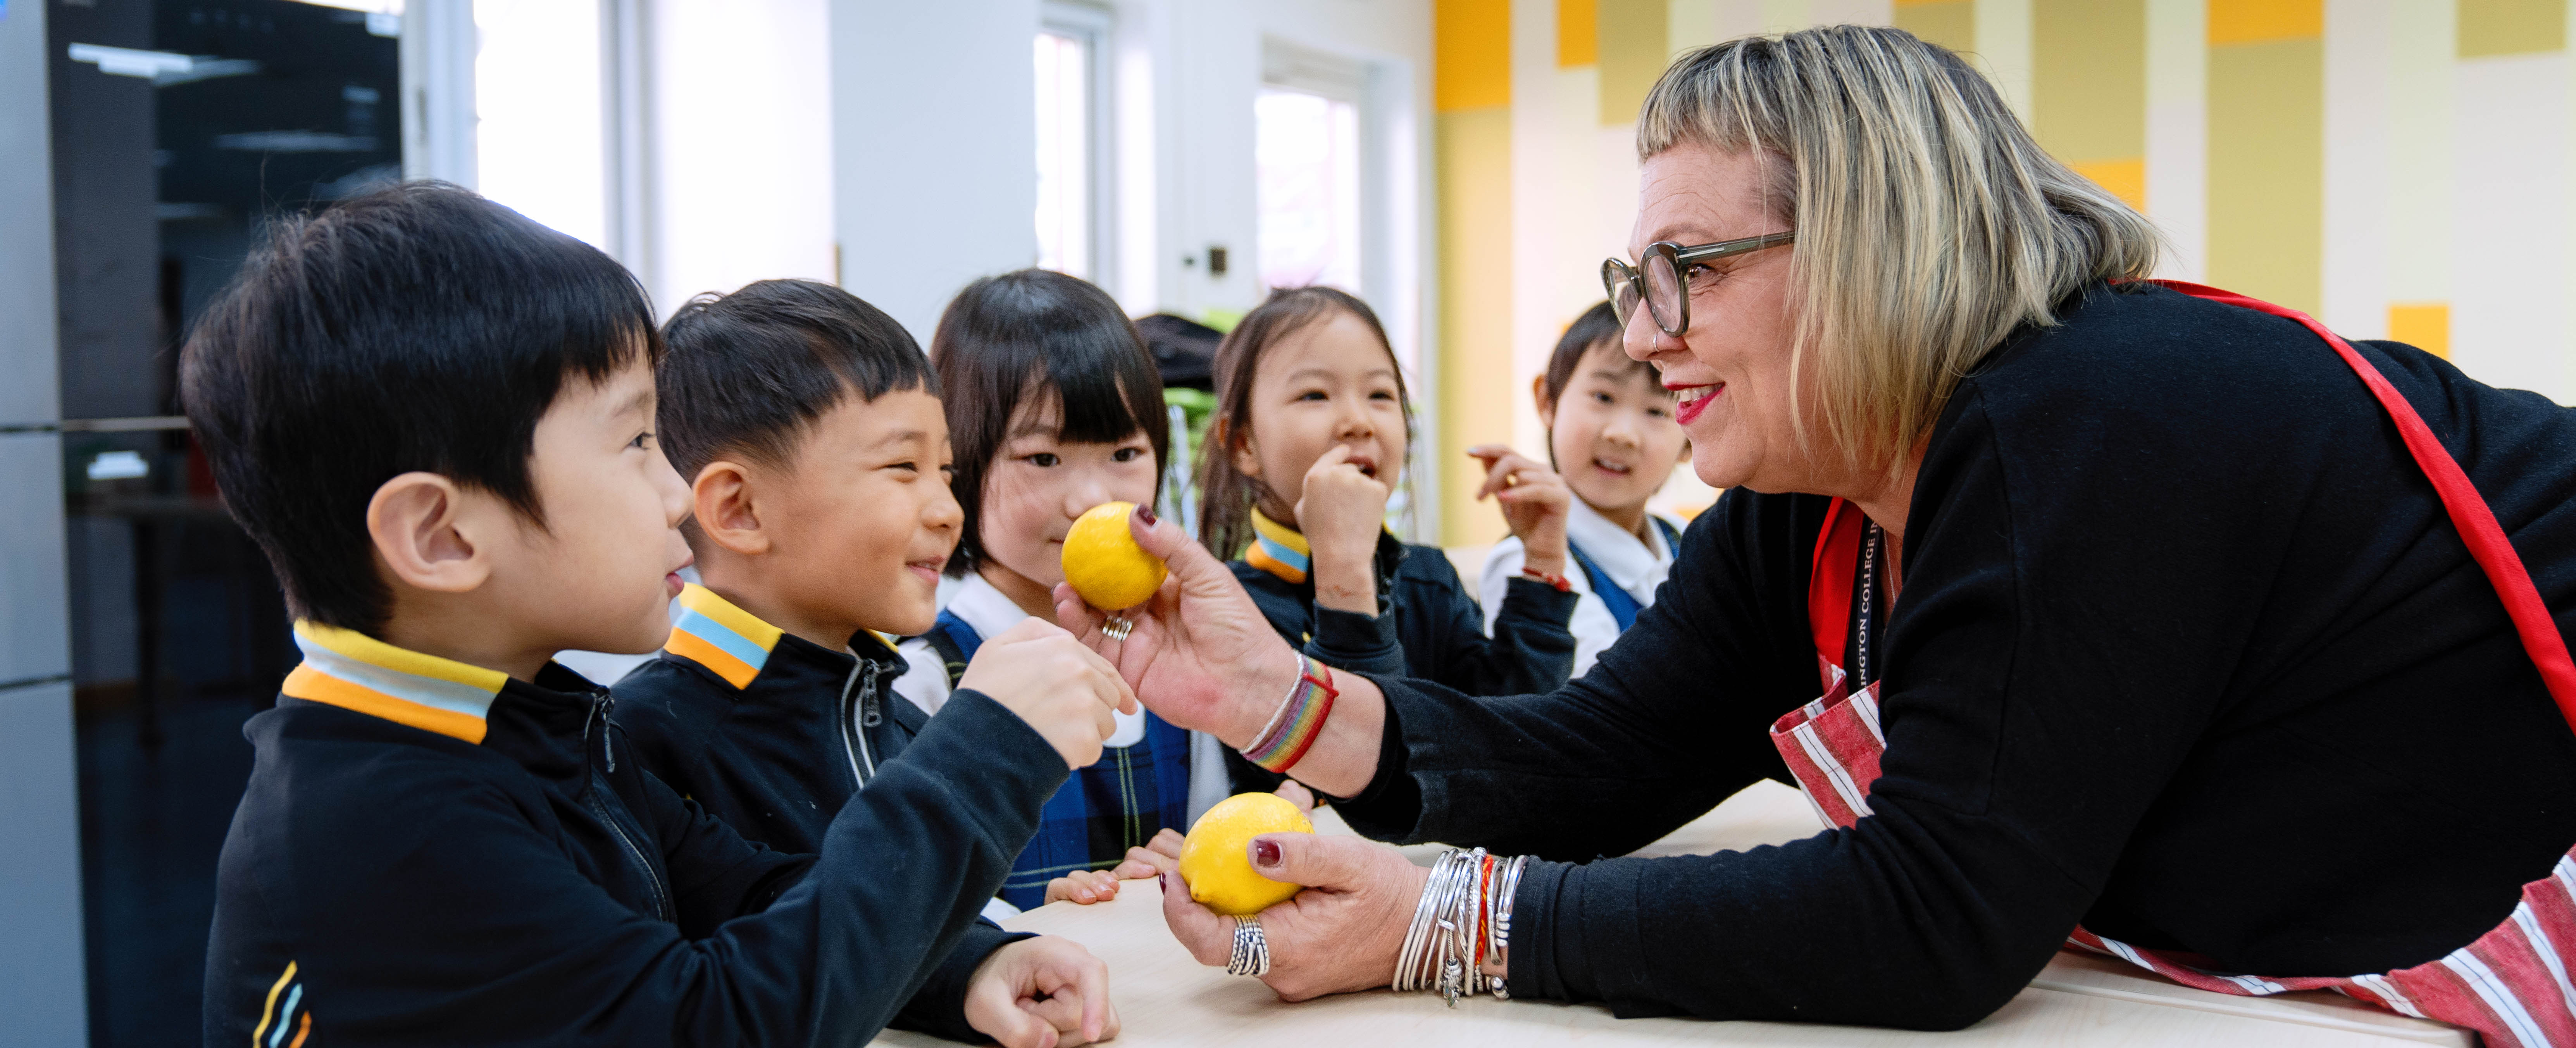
1225;915;1271;977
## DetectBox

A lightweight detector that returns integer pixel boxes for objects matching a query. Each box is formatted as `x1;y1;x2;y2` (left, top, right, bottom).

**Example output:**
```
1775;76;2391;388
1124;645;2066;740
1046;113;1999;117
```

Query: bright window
473;0;607;248
1034;28;1094;279
1255;87;1361;292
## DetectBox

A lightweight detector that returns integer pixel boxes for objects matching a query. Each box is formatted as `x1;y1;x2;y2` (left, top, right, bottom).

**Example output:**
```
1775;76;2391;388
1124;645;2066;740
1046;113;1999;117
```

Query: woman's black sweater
1334;283;2576;1029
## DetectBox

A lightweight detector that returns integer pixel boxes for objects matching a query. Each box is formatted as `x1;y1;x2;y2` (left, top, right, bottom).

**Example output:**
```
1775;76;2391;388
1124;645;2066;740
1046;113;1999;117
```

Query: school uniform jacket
204;620;1065;1046
1227;509;1578;791
610;583;1033;1014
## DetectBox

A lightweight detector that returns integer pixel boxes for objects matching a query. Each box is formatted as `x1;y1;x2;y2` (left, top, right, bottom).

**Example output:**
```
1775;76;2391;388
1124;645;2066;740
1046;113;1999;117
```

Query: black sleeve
630;764;815;937
1425;565;1580;696
287;689;1068;1046
1305;605;1408;677
1333;503;1807;859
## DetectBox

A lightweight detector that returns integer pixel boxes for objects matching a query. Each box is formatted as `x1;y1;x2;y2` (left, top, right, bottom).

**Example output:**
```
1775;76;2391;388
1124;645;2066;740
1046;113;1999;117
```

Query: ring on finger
1226;915;1272;977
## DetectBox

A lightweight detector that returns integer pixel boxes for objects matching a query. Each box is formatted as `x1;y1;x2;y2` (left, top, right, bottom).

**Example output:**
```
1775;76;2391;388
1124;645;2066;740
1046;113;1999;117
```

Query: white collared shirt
896;573;1148;746
1478;499;1682;676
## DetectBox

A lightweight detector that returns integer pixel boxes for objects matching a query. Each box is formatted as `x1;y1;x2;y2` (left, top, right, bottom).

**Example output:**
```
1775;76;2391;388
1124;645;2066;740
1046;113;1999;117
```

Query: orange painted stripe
283;666;488;743
287;1012;311;1048
665;630;760;689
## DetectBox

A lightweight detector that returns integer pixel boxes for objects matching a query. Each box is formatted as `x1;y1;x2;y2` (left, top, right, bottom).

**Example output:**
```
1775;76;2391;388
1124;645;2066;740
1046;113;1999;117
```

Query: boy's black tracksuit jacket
204;621;1065;1046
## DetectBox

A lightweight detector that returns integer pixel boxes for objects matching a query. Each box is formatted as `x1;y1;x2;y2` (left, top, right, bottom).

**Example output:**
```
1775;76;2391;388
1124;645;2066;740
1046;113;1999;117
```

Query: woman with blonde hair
1059;25;2576;1040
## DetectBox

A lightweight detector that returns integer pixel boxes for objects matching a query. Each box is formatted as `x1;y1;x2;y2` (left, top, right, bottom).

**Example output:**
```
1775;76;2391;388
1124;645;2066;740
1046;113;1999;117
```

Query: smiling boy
192;185;1129;1047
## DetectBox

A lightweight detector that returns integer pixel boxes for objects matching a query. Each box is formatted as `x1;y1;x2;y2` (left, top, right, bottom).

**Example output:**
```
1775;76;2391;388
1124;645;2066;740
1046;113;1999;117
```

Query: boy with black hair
191;183;1130;1047
610;279;1052;916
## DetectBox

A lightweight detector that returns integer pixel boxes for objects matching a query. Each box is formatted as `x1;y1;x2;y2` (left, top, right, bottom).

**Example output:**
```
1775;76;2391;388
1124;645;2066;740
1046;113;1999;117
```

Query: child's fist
1296;445;1393;562
964;936;1118;1048
1111;827;1185;879
958;619;1136;770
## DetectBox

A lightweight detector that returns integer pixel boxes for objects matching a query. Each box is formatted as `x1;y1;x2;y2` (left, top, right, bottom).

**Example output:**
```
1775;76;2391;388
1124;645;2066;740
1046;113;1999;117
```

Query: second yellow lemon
1177;792;1313;915
1061;501;1167;611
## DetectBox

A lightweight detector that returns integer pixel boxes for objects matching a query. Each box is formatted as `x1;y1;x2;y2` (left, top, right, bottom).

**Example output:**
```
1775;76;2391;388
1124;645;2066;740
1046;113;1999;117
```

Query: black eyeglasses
1601;231;1795;336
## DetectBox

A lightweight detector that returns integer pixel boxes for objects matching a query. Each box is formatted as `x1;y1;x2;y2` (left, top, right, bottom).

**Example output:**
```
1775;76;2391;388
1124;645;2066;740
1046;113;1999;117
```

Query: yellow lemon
1061;501;1167;611
1177;792;1313;915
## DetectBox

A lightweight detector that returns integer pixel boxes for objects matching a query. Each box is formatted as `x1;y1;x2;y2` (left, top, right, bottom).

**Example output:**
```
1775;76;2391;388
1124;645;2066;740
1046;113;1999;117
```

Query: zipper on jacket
584;691;672;922
837;660;880;789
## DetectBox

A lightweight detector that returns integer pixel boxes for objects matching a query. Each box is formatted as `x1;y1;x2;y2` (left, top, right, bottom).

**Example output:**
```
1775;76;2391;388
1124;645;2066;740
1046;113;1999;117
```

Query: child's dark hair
1540;301;1642;407
1196;286;1412;560
931;269;1168;577
655;279;937;485
180;181;661;635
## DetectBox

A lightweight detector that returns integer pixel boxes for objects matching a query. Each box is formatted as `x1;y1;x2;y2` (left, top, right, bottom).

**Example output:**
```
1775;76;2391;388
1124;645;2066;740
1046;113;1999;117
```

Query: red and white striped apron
1767;280;2576;1048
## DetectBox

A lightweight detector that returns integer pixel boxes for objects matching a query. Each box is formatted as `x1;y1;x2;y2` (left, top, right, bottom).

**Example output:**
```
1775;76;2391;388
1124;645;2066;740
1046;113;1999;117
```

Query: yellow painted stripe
1559;0;1598;67
2389;303;2452;359
1436;0;1511;112
250;961;296;1048
293;622;507;694
1895;0;1976;54
666;629;761;690
1596;0;1667;126
1436;105;1515;547
674;584;783;652
2208;0;2321;45
2206;35;2323;315
2071;157;2148;210
2459;0;2566;58
283;665;489;743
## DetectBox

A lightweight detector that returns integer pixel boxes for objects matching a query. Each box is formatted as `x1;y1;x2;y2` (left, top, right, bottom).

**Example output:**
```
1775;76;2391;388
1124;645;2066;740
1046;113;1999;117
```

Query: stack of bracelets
1392;847;1531;1005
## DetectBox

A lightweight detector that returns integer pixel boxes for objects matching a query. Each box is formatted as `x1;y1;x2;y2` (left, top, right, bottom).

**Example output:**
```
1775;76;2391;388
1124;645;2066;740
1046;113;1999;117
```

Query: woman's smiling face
1623;141;1811;494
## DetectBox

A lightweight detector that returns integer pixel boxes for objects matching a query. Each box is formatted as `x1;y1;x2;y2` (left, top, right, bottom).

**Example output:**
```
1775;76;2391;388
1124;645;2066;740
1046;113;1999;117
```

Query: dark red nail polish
1136;505;1158;526
1252;838;1282;867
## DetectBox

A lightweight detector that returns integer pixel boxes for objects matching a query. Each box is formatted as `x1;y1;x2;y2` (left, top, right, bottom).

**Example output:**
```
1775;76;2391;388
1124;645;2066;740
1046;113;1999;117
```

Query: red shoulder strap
2152;280;2576;731
1809;497;1866;669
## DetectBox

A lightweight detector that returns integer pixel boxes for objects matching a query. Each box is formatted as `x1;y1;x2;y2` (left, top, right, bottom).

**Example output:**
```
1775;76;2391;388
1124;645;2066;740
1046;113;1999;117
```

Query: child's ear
367;472;492;594
692;461;772;556
1221;418;1264;482
1532;374;1556;430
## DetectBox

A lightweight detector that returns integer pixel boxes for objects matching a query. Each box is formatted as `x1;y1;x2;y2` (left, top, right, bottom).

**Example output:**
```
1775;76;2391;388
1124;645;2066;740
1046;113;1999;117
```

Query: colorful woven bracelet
1243;654;1338;773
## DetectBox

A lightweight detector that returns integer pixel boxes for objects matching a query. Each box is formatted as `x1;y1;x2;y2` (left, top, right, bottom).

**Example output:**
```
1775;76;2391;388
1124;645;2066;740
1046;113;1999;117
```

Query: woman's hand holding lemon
1158;827;1431;1002
1051;506;1305;747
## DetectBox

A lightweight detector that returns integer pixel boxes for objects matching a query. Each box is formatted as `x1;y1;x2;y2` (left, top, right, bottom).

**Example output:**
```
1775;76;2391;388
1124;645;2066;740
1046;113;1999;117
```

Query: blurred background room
3;1;2572;1044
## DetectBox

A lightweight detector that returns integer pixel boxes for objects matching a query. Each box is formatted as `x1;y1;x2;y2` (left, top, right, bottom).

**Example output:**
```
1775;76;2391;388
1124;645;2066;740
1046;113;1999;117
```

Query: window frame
1037;1;1117;288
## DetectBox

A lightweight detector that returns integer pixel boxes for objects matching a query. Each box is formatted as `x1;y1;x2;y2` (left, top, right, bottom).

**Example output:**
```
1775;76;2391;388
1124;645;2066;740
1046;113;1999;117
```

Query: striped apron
1768;280;2576;1048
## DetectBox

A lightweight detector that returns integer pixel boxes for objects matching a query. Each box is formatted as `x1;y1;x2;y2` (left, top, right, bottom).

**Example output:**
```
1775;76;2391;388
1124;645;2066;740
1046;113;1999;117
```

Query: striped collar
663;583;786;688
1244;509;1313;584
281;621;511;744
662;582;897;689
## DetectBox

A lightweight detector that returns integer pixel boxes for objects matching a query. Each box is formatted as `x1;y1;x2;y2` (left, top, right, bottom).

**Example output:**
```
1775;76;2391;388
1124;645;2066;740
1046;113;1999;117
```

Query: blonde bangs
1636;26;2160;471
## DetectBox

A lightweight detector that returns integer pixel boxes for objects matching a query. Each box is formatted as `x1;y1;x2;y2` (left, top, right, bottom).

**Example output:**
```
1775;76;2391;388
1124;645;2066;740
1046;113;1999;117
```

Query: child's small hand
1045;869;1125;905
1275;778;1318;813
964;935;1118;1048
1468;445;1572;578
1297;445;1392;614
1111;828;1184;879
957;618;1137;770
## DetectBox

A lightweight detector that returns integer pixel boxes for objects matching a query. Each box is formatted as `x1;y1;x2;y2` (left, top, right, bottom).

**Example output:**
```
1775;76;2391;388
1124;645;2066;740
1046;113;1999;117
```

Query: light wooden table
880;781;2470;1047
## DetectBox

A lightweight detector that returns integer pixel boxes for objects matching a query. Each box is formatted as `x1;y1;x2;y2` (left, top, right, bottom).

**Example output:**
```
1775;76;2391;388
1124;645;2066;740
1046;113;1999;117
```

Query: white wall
831;0;1042;340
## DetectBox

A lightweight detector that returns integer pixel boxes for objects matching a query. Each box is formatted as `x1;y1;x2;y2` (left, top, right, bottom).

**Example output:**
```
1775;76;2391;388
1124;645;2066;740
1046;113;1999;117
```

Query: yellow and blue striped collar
1244;509;1312;585
664;583;786;689
281;621;510;744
